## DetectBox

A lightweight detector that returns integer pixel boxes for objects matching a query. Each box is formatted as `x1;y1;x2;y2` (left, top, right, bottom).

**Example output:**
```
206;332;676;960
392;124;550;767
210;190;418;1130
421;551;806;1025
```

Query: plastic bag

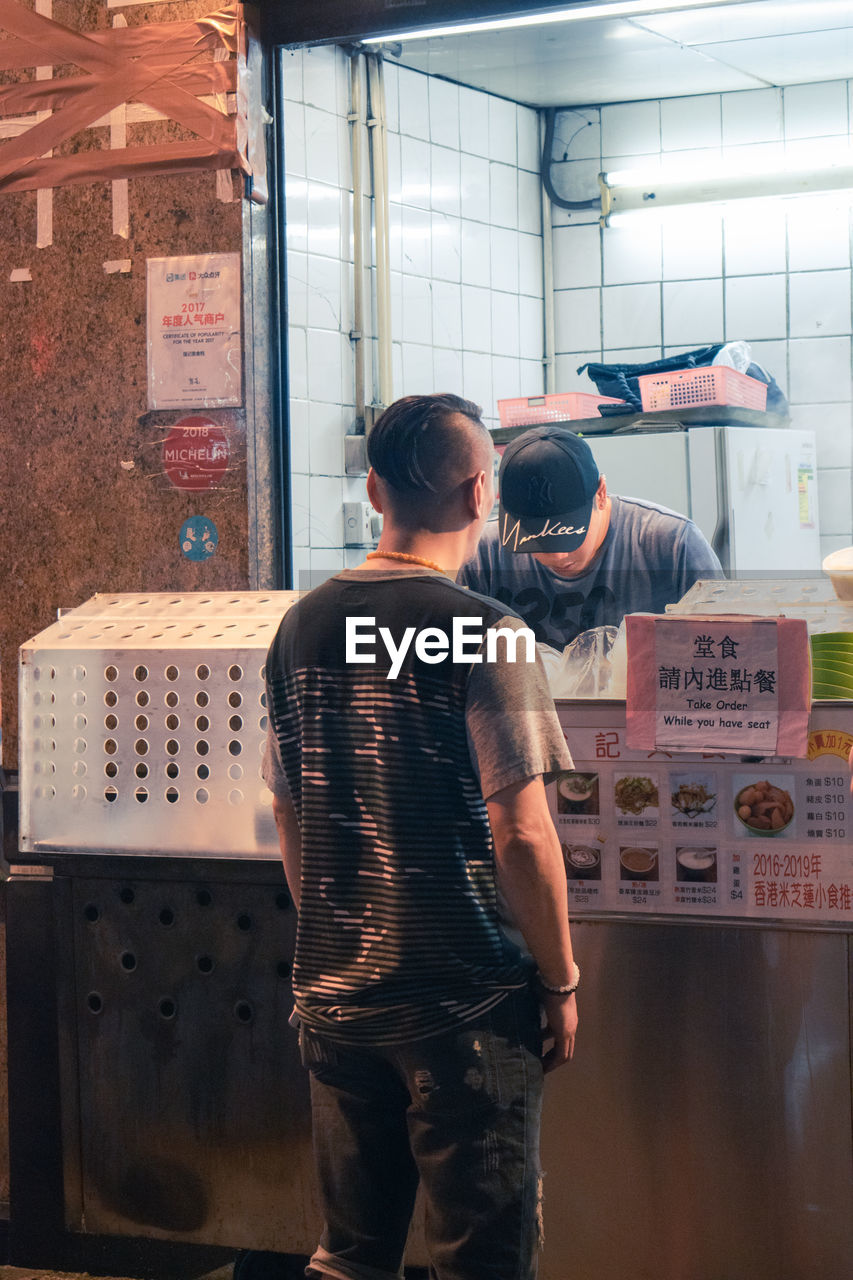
713;339;789;415
538;623;627;699
713;340;752;373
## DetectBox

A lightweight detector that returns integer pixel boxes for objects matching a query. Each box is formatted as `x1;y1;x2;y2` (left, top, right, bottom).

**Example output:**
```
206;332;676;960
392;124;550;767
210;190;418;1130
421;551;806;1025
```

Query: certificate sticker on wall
180;515;218;560
163;416;230;492
147;254;242;410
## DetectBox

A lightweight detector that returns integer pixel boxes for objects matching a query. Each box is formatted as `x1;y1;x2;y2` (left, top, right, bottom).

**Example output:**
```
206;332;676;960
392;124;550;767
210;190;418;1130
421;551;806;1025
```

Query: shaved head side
368;394;494;531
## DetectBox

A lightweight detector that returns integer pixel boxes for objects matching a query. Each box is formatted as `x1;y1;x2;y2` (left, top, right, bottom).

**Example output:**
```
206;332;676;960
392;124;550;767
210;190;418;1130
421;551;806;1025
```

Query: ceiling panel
390;1;853;108
695;30;853;85
636;0;853;45
393;19;764;107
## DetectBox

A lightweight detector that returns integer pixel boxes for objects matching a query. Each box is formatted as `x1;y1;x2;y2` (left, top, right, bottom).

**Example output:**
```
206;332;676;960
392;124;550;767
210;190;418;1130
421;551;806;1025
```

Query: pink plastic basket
497;392;626;428
638;366;768;413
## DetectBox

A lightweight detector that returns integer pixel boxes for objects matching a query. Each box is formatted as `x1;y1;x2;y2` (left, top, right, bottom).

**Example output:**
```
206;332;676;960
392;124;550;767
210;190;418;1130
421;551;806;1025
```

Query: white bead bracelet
538;962;580;995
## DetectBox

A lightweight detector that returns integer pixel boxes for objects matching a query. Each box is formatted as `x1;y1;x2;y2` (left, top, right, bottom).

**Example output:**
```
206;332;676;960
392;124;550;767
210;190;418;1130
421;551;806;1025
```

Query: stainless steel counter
540;918;853;1280
7;863;852;1278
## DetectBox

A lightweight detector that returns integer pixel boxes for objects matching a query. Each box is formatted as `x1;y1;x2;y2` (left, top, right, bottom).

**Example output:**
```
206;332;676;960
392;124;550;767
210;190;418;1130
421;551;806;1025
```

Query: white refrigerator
588;425;820;574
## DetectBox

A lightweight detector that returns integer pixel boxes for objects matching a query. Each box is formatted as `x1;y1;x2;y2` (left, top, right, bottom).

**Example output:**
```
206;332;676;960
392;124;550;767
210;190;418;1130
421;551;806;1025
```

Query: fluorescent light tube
362;0;745;44
607;145;853;189
600;164;853;220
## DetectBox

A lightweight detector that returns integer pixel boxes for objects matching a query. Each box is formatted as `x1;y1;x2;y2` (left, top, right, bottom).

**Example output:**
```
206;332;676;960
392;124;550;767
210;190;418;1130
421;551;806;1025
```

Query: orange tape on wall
0;0;245;193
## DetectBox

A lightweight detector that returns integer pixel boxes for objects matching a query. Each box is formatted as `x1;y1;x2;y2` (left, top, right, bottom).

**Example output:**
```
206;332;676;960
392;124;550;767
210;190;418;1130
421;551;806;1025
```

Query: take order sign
626;614;812;758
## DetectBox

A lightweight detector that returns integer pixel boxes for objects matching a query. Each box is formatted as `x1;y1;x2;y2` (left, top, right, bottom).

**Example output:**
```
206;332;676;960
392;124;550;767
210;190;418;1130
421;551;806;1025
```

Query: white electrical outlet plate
343;501;374;545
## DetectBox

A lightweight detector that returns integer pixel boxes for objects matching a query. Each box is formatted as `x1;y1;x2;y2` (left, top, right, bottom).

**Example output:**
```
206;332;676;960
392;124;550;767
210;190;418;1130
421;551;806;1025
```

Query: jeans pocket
300;1026;341;1071
403;1010;538;1119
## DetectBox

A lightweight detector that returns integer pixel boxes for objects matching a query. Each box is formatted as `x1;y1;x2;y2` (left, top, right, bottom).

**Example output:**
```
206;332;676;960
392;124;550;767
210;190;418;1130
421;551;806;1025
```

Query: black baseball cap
498;426;600;553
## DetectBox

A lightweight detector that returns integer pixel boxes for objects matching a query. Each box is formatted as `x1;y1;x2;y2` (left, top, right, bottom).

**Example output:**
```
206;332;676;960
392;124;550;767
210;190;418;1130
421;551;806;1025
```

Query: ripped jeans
300;986;544;1280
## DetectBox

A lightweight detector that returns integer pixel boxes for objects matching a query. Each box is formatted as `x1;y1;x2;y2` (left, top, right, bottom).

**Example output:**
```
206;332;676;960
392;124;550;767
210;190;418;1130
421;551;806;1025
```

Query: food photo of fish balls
735;780;794;836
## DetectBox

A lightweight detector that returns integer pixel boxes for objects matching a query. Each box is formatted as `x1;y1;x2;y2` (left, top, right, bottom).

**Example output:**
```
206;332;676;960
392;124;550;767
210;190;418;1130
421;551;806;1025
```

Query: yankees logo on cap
498;426;600;553
526;475;554;509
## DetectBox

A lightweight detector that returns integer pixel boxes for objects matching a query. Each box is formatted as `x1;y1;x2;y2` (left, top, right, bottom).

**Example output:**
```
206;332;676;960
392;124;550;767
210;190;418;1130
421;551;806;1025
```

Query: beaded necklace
365;549;448;574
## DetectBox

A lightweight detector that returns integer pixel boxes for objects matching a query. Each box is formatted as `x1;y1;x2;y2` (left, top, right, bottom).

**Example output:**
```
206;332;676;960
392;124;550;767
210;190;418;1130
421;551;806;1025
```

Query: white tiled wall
281;47;352;582
282;56;853;574
281;48;545;578
552;81;853;559
385;63;545;412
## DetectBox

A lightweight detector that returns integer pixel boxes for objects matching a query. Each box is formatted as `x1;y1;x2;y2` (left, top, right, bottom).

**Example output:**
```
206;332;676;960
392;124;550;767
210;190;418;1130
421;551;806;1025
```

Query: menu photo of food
670;773;718;826
613;773;659;825
732;774;796;839
556;770;600;816
561;839;603;880
619;845;659;881
675;846;718;882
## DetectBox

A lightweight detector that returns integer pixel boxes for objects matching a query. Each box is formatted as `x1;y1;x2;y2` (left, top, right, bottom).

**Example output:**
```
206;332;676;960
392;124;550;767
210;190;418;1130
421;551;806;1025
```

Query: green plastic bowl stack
811;632;853;699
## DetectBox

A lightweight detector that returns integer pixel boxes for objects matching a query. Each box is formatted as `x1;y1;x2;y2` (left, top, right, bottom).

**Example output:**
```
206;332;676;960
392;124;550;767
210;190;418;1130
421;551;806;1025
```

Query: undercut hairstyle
367;394;492;529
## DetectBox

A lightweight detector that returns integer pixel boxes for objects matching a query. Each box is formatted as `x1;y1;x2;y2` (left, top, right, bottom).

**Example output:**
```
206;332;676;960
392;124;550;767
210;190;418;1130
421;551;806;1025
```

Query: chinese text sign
147;253;242;410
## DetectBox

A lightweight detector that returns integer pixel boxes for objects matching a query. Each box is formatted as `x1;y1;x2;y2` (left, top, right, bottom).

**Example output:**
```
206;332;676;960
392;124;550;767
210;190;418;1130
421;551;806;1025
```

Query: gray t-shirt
458;494;723;649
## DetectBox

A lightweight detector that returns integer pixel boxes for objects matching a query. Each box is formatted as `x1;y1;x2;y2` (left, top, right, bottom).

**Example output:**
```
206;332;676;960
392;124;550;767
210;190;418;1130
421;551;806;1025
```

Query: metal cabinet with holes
9;592;325;1267
19;592;303;859
61;860;319;1251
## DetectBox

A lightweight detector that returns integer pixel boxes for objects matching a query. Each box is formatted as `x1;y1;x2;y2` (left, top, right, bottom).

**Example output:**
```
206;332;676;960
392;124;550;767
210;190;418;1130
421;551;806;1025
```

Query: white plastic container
822;546;853;601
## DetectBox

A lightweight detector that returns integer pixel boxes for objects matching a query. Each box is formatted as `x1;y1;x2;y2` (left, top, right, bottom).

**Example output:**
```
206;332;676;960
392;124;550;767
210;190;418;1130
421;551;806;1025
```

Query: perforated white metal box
19;592;301;857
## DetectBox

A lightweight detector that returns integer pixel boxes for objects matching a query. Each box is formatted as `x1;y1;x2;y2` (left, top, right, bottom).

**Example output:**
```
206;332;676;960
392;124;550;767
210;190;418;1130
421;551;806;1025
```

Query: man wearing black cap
458;425;722;649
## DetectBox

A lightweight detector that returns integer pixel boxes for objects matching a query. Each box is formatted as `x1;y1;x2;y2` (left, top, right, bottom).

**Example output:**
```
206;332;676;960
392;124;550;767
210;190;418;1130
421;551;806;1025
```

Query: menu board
549;701;853;928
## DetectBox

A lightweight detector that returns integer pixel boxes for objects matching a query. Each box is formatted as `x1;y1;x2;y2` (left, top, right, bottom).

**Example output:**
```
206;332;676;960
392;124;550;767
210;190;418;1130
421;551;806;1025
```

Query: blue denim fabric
301;987;544;1280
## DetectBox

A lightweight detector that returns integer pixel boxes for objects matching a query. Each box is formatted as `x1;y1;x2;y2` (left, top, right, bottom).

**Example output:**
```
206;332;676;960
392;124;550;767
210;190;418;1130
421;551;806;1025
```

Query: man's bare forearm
487;775;578;1069
486;776;575;986
272;793;303;909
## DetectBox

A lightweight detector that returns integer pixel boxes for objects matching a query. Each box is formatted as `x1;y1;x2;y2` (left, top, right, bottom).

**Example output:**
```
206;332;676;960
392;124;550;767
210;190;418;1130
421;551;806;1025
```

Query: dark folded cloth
745;362;789;416
598;402;638;417
578;345;724;408
578;346;788;418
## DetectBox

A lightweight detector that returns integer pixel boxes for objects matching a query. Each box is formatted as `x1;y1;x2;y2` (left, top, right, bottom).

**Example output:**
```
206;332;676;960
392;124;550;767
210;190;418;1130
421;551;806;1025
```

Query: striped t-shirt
263;568;571;1045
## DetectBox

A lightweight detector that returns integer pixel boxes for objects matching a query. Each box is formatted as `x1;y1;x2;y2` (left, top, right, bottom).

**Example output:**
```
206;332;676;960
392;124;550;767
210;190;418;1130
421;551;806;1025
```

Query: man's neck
356;533;470;575
597;496;612;547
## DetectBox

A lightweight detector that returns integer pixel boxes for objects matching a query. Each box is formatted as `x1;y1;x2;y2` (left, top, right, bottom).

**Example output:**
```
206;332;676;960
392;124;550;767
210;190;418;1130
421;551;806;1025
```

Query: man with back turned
263;393;578;1280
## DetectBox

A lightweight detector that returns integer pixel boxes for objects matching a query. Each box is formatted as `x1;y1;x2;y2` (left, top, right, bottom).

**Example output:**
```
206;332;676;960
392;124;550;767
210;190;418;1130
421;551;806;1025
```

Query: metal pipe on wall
539;110;556;395
366;52;393;416
349;51;367;430
270;48;293;588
